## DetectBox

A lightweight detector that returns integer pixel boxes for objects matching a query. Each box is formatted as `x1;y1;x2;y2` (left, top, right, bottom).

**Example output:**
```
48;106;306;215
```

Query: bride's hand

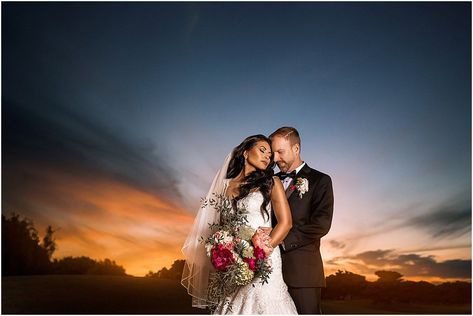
254;228;274;257
258;226;273;236
262;234;274;256
265;239;274;256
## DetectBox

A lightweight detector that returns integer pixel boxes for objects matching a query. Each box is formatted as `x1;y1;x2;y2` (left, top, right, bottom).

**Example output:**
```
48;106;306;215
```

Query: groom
268;127;334;314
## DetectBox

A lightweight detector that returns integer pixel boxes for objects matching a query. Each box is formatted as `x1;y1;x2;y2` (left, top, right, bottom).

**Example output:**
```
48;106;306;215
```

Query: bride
182;134;298;314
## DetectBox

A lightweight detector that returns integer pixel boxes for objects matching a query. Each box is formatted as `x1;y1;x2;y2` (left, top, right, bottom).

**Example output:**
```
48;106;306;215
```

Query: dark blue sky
2;2;471;278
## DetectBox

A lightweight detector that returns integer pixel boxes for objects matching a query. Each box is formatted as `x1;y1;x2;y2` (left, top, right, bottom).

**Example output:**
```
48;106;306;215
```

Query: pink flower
211;244;235;271
252;228;273;257
224;241;235;251
244;258;257;271
254;246;266;260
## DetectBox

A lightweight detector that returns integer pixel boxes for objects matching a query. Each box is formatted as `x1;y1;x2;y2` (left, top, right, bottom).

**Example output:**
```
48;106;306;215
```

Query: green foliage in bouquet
199;193;273;312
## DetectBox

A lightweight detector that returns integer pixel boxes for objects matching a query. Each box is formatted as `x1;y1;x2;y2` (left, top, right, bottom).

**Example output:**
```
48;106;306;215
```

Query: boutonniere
290;177;309;198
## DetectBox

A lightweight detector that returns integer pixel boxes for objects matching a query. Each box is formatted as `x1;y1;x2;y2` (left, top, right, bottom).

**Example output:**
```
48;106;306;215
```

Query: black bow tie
277;170;297;180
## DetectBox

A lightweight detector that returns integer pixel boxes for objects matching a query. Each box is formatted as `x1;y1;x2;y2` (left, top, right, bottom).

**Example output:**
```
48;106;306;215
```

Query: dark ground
2;275;471;314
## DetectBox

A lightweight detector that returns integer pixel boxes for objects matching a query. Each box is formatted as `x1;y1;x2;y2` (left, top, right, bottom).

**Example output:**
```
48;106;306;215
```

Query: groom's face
271;136;297;172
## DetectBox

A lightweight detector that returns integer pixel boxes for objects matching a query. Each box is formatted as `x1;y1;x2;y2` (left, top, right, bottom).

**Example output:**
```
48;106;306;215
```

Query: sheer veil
181;152;233;308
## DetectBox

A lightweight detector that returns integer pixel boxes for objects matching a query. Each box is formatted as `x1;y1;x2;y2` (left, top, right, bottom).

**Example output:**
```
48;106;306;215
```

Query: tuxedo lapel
298;163;312;178
285;179;295;199
286;164;311;201
286;163;310;199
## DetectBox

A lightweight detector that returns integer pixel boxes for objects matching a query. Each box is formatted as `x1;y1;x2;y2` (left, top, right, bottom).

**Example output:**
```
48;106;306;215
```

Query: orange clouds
3;160;197;276
323;246;471;283
3;159;471;281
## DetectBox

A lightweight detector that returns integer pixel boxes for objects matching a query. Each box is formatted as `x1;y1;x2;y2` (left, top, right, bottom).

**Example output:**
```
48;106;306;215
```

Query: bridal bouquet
200;194;273;311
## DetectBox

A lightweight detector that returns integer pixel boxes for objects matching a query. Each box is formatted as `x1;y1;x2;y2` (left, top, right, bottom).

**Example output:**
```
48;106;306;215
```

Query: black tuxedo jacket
272;163;334;288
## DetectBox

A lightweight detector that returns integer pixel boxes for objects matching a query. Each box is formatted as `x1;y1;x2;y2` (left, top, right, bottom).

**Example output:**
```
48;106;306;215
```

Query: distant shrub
52;256;126;275
2;212;126;276
146;259;185;280
324;269;471;305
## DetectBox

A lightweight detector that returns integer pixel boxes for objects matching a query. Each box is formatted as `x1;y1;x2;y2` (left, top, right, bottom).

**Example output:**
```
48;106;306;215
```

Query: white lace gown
214;191;298;315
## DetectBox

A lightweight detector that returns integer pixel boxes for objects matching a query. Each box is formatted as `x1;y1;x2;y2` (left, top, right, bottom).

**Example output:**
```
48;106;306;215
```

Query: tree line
2;213;126;276
324;270;470;305
5;211;470;306
145;259;185;280
149;260;471;305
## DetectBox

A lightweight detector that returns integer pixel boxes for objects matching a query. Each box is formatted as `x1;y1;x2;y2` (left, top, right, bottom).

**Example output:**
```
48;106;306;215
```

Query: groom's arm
282;174;334;252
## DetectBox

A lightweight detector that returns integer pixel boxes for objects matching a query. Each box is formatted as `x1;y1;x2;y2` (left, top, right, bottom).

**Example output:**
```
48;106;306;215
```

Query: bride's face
245;141;272;171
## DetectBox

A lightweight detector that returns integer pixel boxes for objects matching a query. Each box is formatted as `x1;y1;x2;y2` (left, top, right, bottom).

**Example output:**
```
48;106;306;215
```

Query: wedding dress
182;153;297;314
214;185;297;315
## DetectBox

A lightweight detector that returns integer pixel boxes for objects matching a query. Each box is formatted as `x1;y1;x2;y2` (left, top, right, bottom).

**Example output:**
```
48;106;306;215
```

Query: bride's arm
268;177;292;248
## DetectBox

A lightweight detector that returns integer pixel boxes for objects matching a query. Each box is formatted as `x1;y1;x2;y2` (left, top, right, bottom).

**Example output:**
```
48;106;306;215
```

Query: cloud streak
338;191;471;249
328;249;471;280
3;98;184;206
2;99;199;275
3;160;194;276
408;201;471;239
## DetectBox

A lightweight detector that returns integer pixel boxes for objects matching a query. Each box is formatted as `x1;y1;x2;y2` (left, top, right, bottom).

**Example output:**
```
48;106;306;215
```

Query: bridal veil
181;152;232;308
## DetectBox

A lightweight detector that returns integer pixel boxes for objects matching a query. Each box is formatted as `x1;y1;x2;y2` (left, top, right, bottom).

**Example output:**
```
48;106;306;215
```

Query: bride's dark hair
226;134;275;220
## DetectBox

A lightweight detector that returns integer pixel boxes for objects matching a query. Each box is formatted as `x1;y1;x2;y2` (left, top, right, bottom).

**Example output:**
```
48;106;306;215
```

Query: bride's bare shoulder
271;176;284;193
272;176;283;185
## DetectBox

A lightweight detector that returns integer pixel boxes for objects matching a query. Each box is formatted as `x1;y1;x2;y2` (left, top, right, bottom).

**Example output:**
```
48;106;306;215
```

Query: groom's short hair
270;127;301;147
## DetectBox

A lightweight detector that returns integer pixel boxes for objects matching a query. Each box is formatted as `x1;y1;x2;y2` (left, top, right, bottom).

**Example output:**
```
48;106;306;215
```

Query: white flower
237;225;256;240
213;230;233;244
235;253;244;264
242;246;255;259
295;177;309;198
212;231;223;242
234;262;254;286
239;239;250;249
205;243;213;257
221;231;233;244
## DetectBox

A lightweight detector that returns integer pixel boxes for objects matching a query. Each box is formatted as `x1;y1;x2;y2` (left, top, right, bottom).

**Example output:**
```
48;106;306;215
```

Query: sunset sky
2;2;471;282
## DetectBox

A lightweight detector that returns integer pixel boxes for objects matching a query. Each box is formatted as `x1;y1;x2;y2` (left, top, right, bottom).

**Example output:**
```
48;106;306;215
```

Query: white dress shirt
283;162;306;190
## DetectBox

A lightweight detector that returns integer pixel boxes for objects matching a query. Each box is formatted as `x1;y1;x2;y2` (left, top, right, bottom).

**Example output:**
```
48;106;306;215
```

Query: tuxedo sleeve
283;175;334;252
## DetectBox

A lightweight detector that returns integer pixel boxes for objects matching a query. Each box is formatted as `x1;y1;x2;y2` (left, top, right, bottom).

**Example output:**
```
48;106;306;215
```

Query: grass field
2;275;206;314
2;275;471;314
322;299;471;314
